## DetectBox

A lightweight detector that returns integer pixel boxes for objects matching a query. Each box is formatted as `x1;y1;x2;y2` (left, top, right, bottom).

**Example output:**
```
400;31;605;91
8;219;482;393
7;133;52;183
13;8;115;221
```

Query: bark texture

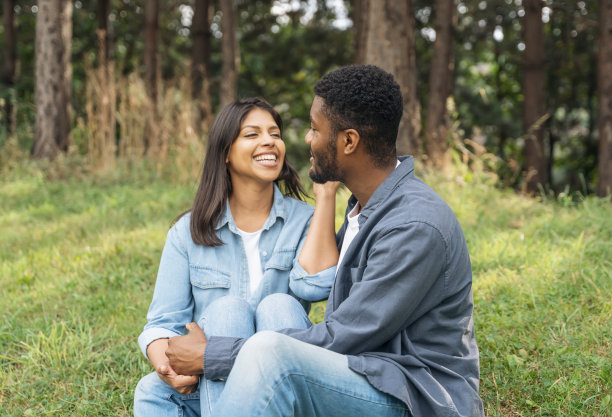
425;0;455;168
33;0;72;159
356;0;421;157
220;0;238;107
598;0;612;198
522;0;548;193
192;0;214;132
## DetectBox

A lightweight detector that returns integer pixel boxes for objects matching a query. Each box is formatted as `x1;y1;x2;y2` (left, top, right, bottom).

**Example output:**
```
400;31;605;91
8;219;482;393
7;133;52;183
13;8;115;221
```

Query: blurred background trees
0;0;610;197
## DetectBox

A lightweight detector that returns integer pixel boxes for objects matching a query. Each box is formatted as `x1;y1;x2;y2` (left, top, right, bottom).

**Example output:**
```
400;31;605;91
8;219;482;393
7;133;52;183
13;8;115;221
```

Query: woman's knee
256;294;310;331
198;296;255;338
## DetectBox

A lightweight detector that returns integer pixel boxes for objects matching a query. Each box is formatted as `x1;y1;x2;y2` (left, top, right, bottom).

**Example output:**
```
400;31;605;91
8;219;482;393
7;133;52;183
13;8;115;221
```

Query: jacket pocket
264;251;293;271
189;266;232;290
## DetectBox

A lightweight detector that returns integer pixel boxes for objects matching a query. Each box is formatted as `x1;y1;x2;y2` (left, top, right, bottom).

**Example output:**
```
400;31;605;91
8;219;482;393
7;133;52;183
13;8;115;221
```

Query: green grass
1;163;610;416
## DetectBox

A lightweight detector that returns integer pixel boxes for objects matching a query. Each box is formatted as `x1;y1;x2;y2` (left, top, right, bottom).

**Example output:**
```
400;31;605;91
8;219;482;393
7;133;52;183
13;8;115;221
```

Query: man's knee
235;331;295;375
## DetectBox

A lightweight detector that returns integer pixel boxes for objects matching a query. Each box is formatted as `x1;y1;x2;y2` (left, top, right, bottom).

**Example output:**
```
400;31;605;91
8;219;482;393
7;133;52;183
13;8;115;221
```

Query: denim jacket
138;185;336;358
204;157;484;417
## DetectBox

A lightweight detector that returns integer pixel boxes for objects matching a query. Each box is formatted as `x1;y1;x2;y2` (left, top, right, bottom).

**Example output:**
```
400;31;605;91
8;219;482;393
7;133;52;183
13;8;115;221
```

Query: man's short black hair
313;65;403;167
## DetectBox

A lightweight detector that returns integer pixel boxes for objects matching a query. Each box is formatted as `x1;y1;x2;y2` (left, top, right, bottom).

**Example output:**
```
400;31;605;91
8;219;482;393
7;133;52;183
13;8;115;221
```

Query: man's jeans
133;294;311;417
209;331;412;417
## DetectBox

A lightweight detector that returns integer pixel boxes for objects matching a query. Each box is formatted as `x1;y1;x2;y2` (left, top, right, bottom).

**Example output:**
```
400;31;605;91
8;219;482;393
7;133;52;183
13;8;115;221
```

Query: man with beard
166;65;484;417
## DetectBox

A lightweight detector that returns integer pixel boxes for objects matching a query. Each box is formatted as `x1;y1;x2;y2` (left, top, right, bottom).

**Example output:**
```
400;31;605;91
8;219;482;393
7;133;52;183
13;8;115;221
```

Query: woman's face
226;108;286;186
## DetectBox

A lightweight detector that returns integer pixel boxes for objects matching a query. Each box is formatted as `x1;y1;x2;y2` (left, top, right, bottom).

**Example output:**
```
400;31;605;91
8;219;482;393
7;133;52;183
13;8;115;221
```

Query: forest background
0;0;611;416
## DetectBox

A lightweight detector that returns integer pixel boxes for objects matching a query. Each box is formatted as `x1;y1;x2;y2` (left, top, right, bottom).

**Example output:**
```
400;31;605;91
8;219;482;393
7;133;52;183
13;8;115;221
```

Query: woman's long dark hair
185;98;306;246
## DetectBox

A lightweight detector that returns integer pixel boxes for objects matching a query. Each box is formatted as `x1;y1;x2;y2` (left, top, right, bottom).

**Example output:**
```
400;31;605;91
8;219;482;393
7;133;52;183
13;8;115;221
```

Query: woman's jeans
133;294;311;417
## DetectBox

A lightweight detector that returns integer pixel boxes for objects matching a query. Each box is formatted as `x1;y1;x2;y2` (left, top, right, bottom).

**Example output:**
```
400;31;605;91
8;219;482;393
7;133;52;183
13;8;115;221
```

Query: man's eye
272;133;282;138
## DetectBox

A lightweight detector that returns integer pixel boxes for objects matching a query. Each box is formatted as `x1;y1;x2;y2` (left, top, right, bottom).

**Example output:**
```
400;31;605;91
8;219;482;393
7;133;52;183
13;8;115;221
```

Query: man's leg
255;293;311;331
134;371;200;417
210;331;412;417
197;296;255;416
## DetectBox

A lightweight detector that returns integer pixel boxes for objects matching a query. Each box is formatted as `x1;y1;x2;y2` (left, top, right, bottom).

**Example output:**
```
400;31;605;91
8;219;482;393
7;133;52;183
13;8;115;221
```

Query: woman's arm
298;181;340;274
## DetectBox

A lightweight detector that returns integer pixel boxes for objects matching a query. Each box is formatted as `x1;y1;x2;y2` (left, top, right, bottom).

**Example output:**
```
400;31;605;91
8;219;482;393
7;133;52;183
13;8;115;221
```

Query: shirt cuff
203;336;247;380
138;327;182;359
289;262;336;301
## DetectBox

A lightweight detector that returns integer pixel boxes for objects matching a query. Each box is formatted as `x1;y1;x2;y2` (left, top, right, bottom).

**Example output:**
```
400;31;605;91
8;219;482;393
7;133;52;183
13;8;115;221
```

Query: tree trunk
425;0;455;168
522;0;548;194
598;0;612;198
144;0;160;156
357;0;421;157
192;0;214;132
32;0;72;159
2;0;18;135
220;0;238;107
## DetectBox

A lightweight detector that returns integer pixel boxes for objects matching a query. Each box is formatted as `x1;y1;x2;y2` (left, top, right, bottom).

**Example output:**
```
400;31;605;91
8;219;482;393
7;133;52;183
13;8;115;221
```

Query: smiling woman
133;97;340;417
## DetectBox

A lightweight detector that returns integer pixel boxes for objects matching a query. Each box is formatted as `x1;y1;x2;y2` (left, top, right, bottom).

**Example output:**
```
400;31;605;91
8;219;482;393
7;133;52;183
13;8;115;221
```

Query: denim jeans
210;331;412;417
134;294;311;417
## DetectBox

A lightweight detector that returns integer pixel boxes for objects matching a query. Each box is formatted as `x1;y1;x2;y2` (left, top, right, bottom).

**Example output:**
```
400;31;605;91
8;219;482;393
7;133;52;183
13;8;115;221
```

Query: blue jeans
209;331;412;417
134;294;311;417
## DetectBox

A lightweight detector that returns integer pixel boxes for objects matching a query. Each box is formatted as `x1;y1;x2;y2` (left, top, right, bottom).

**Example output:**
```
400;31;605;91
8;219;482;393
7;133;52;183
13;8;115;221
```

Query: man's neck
343;160;396;211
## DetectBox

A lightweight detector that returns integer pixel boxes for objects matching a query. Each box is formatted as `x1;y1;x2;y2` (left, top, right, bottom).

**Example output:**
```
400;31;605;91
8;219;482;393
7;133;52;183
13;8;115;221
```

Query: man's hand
156;364;199;394
166;322;208;376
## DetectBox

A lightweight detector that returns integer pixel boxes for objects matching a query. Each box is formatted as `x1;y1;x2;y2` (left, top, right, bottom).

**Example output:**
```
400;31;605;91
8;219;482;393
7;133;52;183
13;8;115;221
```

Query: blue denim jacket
138;185;336;358
204;157;484;417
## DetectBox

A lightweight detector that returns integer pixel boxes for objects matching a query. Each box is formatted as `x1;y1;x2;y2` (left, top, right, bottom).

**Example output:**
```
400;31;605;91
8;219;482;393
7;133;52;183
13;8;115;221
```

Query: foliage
0;160;610;415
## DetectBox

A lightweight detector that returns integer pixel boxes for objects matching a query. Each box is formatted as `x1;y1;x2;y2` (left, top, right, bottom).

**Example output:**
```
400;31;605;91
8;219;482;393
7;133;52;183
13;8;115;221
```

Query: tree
355;0;422;157
598;0;612;198
522;0;548;193
2;0;18;135
192;0;214;132
220;0;238;107
425;0;455;168
32;0;72;159
144;0;160;156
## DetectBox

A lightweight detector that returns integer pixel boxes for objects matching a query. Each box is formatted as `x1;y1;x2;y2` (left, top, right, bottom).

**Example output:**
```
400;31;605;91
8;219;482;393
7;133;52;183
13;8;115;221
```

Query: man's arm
169;222;447;379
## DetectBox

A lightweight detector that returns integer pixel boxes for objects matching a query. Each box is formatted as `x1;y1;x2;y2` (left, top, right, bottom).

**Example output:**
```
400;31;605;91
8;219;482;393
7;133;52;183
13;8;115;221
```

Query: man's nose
305;130;312;144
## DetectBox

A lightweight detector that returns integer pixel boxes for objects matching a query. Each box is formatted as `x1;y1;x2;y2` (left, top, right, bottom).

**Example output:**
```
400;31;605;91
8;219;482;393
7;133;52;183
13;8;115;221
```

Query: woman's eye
244;133;257;138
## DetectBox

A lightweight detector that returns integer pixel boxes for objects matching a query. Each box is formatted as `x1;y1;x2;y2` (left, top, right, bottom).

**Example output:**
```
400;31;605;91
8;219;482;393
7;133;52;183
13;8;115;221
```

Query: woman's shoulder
169;211;192;240
281;194;314;220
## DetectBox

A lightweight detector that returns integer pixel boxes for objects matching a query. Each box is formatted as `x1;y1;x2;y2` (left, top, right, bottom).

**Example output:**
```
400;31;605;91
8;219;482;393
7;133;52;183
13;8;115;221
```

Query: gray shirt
204;156;484;417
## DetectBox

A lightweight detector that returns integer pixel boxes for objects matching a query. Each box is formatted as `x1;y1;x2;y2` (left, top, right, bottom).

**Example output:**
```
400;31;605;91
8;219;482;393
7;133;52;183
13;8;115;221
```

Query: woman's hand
147;337;199;394
312;181;340;200
156;363;199;395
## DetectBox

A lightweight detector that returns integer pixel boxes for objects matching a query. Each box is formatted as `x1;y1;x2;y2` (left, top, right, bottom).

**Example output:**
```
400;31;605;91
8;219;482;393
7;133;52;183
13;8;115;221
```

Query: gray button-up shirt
204;156;484;417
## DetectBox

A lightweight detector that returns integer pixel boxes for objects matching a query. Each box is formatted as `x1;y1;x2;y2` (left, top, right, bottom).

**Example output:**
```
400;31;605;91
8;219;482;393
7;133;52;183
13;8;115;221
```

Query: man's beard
308;133;340;184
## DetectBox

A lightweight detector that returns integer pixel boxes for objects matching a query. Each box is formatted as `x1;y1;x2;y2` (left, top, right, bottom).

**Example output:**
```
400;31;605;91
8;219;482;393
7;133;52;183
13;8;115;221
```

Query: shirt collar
216;183;287;232
347;156;415;224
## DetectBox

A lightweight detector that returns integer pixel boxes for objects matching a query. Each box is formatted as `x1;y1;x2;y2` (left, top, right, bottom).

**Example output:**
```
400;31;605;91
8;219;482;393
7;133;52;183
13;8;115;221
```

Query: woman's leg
134;371;200;417
197;296;255;416
255;293;311;331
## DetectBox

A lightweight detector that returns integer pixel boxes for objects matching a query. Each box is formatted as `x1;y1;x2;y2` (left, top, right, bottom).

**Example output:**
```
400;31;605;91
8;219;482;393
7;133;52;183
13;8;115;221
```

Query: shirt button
262;251;268;257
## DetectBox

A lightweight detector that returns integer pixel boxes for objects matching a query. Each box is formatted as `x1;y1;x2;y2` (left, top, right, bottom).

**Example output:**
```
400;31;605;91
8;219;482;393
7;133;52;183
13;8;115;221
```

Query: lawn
0;162;610;416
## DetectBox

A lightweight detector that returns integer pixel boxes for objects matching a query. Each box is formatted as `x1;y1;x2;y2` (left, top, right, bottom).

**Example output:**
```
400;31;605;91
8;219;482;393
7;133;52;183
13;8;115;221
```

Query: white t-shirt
337;160;401;270
237;227;264;293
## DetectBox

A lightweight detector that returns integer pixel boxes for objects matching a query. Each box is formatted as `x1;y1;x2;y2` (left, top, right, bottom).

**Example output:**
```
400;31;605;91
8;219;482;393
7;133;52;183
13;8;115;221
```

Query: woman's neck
228;180;275;232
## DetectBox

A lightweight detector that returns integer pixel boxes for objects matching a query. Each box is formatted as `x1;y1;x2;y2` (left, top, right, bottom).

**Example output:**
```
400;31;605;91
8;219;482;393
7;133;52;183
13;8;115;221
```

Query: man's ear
340;129;360;155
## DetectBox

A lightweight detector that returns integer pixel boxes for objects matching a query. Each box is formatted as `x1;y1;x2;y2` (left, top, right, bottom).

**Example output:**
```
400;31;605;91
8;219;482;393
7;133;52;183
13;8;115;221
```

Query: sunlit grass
0;162;610;416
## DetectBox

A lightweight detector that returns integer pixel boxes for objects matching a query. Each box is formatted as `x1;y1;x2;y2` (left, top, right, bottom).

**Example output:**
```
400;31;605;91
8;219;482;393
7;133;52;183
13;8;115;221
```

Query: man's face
305;96;340;184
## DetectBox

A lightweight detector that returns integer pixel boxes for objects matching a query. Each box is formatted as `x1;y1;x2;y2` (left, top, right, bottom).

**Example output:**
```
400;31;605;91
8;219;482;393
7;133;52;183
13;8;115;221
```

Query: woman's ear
340;129;360;155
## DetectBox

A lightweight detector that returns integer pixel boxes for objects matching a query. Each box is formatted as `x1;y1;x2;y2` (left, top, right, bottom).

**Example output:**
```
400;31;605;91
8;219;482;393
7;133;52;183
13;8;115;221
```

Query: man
167;65;484;417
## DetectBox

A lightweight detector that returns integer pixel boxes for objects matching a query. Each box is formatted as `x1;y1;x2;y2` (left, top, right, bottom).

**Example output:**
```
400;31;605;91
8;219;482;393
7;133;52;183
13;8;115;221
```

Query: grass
0;161;610;416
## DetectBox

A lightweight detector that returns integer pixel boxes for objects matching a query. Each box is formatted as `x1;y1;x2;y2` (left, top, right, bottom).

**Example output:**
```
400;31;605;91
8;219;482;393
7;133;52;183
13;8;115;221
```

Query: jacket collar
216;184;287;232
347;156;415;226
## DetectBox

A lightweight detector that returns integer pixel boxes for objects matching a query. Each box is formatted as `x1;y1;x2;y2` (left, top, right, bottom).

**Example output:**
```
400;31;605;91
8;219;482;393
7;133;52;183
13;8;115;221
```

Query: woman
134;98;339;416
